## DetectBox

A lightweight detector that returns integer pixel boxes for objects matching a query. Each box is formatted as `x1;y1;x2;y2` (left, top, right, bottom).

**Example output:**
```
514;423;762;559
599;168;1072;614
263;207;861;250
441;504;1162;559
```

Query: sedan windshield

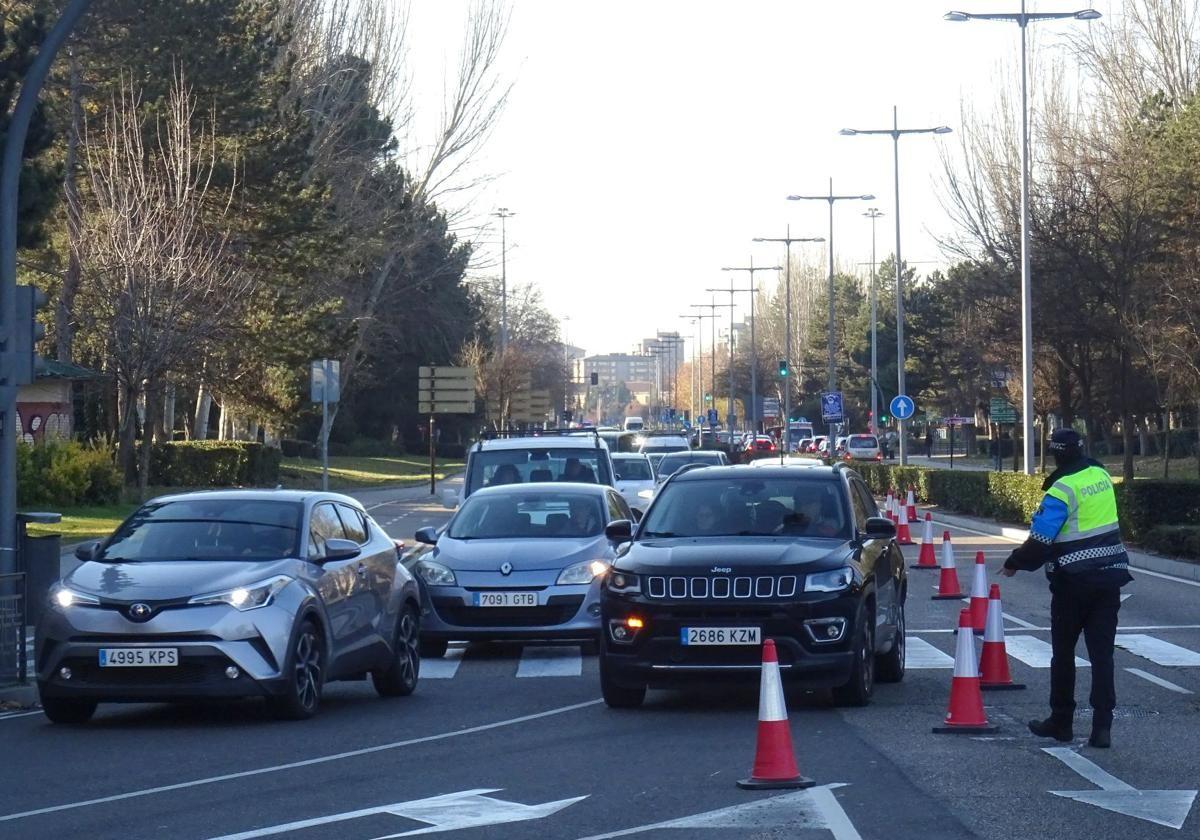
641;478;849;539
469;448;608;492
98;499;303;561
449;493;604;539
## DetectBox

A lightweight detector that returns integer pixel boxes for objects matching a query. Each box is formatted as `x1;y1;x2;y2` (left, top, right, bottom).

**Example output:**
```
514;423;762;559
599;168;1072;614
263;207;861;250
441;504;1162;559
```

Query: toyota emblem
500;562;513;576
128;603;152;621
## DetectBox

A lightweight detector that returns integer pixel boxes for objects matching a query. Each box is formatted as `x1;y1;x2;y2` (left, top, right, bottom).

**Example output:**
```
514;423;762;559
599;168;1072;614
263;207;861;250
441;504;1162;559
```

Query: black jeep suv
599;463;906;708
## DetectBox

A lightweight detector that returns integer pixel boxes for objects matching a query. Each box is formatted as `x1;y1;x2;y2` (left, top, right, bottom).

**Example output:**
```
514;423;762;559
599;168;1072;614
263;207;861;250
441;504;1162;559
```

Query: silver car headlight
50;584;100;609
804;567;854;593
188;575;292;611
557;559;610;585
415;560;457;586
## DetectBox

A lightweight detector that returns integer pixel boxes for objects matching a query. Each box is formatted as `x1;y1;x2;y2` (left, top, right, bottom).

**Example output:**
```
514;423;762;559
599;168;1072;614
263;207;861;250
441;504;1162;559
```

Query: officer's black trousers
1049;582;1121;728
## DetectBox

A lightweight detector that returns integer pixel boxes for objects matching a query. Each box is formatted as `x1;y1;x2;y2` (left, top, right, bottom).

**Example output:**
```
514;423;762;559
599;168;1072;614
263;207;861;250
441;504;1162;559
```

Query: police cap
1048;428;1083;459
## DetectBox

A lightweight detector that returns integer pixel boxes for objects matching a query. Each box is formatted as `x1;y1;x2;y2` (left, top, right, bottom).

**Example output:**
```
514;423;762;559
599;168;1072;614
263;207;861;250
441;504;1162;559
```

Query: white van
623;416;645;432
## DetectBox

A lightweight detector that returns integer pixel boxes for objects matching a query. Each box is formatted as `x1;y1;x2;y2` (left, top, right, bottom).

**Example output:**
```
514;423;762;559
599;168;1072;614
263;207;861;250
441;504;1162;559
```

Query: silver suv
36;490;421;723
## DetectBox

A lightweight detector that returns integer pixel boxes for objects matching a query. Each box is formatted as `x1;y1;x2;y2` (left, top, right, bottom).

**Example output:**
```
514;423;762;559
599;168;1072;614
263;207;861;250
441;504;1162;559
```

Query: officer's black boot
1028;716;1073;742
1088;727;1111;748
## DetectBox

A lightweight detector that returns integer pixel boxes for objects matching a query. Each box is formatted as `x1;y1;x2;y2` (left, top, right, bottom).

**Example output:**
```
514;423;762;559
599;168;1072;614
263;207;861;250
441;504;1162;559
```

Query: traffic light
704;393;712;403
778;359;789;377
589;372;598;386
11;284;48;386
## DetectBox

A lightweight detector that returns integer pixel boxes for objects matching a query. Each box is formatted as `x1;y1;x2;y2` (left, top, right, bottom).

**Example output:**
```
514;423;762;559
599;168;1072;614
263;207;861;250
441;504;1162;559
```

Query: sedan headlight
557;559;610;585
415;560;457;586
188;575;292;611
804;567;854;593
50;584;100;608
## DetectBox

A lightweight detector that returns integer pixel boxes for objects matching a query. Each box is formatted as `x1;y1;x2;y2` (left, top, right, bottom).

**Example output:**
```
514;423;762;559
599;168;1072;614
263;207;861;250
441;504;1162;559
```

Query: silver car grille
644;574;798;600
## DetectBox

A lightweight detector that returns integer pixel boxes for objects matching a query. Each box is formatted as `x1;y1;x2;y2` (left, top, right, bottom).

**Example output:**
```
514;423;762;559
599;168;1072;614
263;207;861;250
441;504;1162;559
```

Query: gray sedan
36;490;421;723
411;483;634;656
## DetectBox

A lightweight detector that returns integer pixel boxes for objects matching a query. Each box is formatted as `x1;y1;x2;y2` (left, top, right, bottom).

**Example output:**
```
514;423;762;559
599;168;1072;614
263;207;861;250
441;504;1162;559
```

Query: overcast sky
407;1;1107;357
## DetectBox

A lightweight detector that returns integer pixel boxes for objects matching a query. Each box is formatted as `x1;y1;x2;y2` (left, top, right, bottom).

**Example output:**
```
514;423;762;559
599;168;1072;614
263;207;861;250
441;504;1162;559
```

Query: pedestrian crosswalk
423;644;590;680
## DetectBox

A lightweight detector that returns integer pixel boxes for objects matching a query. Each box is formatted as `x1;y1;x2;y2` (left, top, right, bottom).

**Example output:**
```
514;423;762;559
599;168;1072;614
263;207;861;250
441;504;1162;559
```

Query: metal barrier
0;571;27;686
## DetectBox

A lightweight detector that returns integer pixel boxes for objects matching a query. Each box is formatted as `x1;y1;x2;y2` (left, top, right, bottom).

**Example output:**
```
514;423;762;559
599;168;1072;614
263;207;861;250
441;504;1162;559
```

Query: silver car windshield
615;459;652;481
98;500;303;562
449;493;604;539
641;478;849;539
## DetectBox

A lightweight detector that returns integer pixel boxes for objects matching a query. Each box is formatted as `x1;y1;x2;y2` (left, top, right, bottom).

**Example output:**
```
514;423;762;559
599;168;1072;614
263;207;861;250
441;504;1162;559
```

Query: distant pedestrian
924;428;934;458
1001;428;1131;749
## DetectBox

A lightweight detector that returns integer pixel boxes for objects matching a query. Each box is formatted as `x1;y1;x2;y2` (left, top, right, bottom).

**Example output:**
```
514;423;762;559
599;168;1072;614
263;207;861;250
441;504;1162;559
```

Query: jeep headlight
804;567;854;593
557;559;609;585
606;571;641;593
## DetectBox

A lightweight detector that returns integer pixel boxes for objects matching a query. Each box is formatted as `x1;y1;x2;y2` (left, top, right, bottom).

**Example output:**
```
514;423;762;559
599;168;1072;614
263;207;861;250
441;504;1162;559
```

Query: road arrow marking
208;789;587;840
575;783;861;840
1045;747;1197;830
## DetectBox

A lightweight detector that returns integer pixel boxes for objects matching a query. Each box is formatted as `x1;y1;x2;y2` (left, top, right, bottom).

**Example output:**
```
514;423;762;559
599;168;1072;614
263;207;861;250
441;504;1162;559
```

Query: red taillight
875;452;882;461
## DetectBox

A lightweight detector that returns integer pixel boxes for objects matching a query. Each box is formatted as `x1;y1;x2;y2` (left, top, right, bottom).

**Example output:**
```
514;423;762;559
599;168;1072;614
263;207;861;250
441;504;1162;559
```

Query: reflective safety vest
1042;465;1129;575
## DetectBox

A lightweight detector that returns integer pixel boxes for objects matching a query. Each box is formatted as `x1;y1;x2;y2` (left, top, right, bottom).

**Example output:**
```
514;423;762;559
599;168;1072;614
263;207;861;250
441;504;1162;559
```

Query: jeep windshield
640;477;850;539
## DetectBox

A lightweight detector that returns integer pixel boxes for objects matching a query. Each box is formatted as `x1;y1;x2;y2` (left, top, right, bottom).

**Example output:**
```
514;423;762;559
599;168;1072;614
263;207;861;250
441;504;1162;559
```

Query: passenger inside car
782;488;843;537
560;458;597;483
488;463;522;486
567;497;602;535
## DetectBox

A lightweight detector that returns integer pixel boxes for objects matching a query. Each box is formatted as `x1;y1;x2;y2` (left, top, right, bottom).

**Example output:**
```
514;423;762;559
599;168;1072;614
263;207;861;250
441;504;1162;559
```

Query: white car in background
844;433;882;462
611;453;657;515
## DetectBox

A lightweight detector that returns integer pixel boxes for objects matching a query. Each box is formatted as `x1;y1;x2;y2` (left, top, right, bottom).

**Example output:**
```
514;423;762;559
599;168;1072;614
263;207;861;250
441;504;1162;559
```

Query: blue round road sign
890;395;915;421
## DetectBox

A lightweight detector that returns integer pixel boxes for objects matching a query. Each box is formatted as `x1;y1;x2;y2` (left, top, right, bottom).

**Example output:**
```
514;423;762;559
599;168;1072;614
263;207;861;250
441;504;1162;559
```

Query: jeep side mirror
863;517;896;539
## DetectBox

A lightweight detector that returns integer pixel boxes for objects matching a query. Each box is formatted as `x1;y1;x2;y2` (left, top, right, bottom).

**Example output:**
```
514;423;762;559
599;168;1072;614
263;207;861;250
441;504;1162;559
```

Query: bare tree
80;76;249;488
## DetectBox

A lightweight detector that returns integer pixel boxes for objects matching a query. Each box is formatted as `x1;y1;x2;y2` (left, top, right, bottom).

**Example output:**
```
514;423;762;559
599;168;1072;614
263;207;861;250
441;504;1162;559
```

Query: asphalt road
2;482;1197;840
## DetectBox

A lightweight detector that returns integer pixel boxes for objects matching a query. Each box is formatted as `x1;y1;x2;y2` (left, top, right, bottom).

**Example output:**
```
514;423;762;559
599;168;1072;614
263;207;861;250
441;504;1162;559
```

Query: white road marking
911;624;1200;634
1121;593;1132;602
517;646;583;678
0;711;42;721
905;637;955;669
1002;612;1039;630
1124;668;1194;695
420;646;465;679
1045;746;1198;830
1115;634;1200;667
209;789;588;840
1003;636;1088;668
0;699;603;823
575;783;860;840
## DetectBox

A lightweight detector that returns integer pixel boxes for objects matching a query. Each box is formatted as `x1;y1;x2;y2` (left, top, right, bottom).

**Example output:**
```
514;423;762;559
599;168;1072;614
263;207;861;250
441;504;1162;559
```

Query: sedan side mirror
75;540;99;562
605;519;633;543
414;526;439;546
441;489;460;510
863;517;896;540
323;538;361;561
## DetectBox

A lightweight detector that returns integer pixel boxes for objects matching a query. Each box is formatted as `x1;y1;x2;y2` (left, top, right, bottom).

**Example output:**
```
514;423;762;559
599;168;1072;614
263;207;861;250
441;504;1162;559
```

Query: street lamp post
706;279;743;432
719;258;782;433
679;315;700;422
753;228;824;451
945;4;1100;474
863;208;884;434
491;208;515;353
840;108;952;466
787;181;873;439
691;298;733;418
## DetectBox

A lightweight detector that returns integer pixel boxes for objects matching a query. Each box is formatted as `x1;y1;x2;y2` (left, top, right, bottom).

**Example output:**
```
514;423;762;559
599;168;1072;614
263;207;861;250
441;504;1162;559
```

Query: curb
0;684;37;708
926;508;1200;583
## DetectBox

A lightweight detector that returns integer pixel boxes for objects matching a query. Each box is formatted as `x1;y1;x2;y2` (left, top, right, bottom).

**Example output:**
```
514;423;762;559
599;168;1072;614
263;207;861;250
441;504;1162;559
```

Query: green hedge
17;441;122;507
150;441;281;487
1139;526;1200;563
852;462;1200;557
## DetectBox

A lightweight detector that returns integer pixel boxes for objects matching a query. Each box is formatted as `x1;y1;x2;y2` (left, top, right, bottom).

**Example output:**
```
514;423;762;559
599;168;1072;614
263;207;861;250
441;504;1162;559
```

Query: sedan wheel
269;620;324;720
373;605;420;697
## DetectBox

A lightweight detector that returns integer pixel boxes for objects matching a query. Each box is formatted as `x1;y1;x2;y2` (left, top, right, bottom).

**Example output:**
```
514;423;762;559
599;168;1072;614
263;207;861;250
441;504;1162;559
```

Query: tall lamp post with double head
717;258;782;434
787;181;873;439
945;4;1100;474
752;228;824;451
691;298;733;419
840;108;951;465
491;207;515;353
862;208;885;434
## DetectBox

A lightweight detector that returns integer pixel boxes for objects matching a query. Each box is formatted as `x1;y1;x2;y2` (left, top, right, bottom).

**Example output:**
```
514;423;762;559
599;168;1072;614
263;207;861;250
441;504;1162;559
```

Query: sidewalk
923;505;1200;583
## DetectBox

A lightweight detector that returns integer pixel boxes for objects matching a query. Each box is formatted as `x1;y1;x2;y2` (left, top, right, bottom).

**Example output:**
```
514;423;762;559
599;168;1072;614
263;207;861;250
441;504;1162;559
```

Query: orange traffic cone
906;486;918;522
932;531;963;600
896;501;914;545
911;513;938;570
980;584;1026;691
968;552;989;634
933;609;1000;734
737;639;815;790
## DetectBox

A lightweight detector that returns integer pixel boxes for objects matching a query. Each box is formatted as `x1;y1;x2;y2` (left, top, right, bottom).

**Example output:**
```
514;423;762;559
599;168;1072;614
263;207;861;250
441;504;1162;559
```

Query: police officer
1001;428;1132;748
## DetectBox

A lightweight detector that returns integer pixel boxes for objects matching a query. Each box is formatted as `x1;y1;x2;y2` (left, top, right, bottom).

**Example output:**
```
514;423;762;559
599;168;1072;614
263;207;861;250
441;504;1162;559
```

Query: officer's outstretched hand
1000;566;1017;577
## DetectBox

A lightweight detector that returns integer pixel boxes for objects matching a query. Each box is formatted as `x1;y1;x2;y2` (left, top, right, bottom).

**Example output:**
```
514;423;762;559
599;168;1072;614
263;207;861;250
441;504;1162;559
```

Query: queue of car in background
843;433;882;462
654;449;728;484
637;432;691;473
611;452;657;514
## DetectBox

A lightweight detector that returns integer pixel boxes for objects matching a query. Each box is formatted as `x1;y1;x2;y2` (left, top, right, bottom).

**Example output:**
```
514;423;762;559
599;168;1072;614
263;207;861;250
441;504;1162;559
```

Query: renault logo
128;603;152;621
500;562;513;576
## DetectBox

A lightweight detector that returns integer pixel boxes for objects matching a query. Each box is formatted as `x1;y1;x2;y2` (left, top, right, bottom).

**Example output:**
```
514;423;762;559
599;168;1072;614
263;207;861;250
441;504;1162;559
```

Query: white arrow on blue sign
889;395;915;421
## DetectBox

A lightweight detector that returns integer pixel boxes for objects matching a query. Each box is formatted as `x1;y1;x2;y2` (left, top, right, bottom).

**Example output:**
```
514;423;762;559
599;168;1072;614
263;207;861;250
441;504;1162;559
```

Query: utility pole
753;228;824;450
863;208;884;434
720;259;782;433
491;208;514;354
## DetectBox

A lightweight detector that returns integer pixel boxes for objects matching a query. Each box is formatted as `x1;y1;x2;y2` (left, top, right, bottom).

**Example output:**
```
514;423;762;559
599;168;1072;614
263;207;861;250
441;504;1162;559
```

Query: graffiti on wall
16;403;73;444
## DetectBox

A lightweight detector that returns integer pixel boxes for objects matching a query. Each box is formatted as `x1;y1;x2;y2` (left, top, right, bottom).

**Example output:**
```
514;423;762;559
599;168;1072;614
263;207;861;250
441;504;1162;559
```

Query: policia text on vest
1002;429;1131;749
